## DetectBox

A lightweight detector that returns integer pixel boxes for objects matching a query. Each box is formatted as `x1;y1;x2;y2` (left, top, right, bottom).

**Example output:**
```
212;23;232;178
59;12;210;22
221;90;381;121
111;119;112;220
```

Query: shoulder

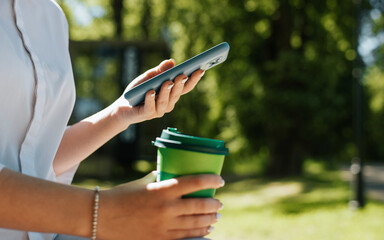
43;0;69;27
38;0;70;43
27;0;70;35
43;0;67;17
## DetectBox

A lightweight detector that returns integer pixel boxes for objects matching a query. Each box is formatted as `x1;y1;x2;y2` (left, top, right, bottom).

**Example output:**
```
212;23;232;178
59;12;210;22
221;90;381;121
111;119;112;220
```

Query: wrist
95;189;115;240
90;98;132;136
70;188;95;238
108;97;134;132
91;186;100;240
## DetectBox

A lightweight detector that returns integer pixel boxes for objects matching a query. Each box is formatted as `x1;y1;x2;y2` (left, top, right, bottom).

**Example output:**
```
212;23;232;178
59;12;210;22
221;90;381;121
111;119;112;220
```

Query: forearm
54;102;126;176
0;168;93;237
53;60;203;176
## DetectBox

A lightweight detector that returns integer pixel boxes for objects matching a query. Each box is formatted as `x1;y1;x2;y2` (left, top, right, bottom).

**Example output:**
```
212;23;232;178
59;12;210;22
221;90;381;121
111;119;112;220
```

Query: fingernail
219;179;225;187
181;76;188;84
200;70;205;77
219;202;224;210
168;84;174;90
216;213;222;219
151;91;156;97
208;226;215;233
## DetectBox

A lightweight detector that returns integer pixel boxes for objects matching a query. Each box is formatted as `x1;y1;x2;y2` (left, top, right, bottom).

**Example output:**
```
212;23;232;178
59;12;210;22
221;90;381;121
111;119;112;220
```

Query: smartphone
124;42;230;107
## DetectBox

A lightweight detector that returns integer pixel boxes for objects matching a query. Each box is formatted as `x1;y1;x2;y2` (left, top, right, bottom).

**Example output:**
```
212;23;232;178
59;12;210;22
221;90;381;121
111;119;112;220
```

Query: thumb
139;171;158;184
159;59;175;72
118;171;158;192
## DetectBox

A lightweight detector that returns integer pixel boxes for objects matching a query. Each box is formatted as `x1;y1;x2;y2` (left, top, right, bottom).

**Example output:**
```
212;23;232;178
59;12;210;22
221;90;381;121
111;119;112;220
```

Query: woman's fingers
173;213;219;229
145;175;225;200
174;198;222;215
98;172;224;240
154;69;204;115
167;74;188;112
167;226;214;240
156;81;174;116
182;69;205;95
127;59;175;88
169;174;225;198
160;59;176;72
142;90;156;119
145;59;175;79
132;65;205;122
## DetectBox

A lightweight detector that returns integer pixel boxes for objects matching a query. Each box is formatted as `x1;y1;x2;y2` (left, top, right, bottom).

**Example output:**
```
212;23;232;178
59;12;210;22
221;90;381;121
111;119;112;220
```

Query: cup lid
152;128;229;155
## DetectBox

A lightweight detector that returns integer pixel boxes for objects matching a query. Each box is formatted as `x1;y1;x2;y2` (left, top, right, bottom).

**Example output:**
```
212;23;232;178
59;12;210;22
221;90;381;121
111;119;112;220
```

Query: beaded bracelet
92;186;100;240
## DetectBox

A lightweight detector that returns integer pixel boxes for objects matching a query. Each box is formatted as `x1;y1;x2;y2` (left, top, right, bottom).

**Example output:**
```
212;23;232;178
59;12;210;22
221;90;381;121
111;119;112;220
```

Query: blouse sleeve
55;164;80;185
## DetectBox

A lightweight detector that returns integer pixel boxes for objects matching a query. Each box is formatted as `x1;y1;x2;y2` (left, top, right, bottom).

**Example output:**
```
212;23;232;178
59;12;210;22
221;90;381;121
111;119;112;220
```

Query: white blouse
0;0;77;239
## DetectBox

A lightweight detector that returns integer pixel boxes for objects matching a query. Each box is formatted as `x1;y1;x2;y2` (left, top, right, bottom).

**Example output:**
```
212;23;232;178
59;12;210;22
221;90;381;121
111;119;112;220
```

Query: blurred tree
60;0;379;177
156;0;358;176
59;0;169;176
363;0;384;160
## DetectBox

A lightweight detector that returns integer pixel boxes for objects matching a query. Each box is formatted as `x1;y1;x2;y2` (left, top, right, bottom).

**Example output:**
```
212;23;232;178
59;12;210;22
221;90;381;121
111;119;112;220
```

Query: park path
341;163;384;202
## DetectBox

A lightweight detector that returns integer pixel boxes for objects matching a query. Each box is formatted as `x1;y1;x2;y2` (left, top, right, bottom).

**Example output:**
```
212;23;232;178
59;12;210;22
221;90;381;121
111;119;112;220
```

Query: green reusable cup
152;128;229;198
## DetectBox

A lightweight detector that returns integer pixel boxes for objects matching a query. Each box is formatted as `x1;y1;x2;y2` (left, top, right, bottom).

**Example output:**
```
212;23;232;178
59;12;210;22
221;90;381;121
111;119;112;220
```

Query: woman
0;0;224;239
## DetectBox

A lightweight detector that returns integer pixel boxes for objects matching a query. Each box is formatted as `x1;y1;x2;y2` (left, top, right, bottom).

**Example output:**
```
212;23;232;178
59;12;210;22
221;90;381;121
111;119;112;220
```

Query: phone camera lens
208;57;222;68
202;57;224;70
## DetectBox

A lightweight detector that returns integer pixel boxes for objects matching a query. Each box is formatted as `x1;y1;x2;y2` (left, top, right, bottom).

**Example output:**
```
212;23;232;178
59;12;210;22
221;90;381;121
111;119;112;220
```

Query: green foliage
59;0;384;176
157;0;358;176
361;1;384;160
70;46;120;108
59;0;115;40
365;66;384;158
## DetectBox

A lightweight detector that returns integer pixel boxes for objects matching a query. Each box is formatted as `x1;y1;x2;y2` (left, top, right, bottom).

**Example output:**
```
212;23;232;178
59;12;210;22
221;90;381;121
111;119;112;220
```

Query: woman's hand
111;59;205;130
97;173;224;240
54;60;204;175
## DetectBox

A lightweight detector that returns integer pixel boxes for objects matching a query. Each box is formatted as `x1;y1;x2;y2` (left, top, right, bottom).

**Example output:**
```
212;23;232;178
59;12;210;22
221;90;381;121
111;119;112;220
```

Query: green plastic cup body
157;147;225;198
153;128;228;198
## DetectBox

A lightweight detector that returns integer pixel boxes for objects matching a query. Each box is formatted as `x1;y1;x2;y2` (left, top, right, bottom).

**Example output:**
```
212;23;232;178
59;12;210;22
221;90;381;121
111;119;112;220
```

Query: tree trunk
265;137;304;177
262;3;305;177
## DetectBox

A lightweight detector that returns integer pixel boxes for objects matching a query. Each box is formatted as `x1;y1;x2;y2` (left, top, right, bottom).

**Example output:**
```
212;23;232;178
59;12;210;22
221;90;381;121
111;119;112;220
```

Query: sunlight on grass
209;171;384;240
216;179;303;210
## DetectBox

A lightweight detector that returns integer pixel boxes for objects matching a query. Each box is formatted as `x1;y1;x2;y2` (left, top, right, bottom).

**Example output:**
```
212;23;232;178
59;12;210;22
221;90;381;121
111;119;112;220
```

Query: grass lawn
74;163;384;240
208;170;384;240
